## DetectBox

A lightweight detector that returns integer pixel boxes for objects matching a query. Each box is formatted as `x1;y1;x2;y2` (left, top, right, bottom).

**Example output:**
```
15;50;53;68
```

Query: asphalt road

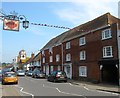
6;76;118;97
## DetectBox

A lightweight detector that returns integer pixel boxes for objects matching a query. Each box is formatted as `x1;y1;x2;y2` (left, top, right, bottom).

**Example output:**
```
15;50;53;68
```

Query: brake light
56;74;60;77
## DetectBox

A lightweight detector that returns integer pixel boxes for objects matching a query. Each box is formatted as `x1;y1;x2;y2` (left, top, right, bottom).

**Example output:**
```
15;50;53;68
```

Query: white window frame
66;42;71;49
49;47;53;53
79;37;86;46
103;46;113;58
80;51;86;60
42;50;44;54
43;57;45;63
56;54;60;62
58;65;61;71
66;53;71;61
51;66;53;72
102;28;112;40
49;56;53;62
79;66;87;77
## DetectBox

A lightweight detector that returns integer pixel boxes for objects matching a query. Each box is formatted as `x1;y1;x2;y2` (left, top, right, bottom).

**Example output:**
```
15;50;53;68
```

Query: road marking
43;84;86;97
68;83;89;90
68;83;119;95
14;85;34;98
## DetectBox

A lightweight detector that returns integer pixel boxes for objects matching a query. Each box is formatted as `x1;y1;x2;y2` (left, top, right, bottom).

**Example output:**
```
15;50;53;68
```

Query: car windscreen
57;71;66;75
5;73;16;77
17;70;25;73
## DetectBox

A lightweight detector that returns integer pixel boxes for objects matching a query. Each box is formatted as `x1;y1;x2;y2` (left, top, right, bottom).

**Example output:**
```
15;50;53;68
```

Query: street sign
3;18;19;31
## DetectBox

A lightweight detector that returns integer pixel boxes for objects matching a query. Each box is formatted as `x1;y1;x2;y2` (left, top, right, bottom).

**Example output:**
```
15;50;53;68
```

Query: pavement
68;79;120;94
0;84;21;97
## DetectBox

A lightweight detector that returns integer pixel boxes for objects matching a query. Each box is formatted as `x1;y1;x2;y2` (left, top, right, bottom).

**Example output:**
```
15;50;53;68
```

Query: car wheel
15;81;18;84
2;81;5;85
64;80;67;82
53;79;56;83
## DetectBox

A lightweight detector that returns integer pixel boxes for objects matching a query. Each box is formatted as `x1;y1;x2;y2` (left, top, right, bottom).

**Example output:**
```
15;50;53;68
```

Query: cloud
54;0;118;25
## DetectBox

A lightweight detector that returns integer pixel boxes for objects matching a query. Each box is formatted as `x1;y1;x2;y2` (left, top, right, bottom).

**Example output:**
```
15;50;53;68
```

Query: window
49;56;53;62
56;54;60;62
103;46;113;58
102;28;112;40
43;66;45;73
50;66;53;72
80;51;86;60
42;50;44;54
43;57;45;63
79;66;87;77
58;66;61;71
66;53;71;61
66;42;71;49
49;47;52;53
79;37;86;46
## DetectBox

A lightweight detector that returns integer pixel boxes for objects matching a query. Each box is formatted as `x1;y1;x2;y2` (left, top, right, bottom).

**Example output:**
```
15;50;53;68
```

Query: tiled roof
62;13;118;42
41;13;119;50
33;52;41;61
41;31;68;51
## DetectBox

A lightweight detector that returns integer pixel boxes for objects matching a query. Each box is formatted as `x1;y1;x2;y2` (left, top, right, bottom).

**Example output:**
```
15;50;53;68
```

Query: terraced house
40;13;120;84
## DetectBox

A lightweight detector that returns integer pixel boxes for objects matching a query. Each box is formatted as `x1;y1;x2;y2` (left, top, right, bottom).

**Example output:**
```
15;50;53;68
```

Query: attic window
42;51;44;54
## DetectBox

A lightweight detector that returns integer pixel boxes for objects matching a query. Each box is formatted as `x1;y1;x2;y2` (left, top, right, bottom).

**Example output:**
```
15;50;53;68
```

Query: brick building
41;13;120;84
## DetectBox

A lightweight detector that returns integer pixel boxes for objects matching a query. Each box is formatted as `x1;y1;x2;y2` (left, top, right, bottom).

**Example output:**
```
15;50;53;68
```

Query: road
1;76;120;97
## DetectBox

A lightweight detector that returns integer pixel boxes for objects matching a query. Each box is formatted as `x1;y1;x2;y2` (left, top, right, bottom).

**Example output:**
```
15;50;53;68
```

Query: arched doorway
101;65;118;84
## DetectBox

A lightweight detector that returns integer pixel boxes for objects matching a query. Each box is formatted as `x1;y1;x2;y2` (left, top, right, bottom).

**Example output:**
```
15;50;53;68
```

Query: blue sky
0;0;119;63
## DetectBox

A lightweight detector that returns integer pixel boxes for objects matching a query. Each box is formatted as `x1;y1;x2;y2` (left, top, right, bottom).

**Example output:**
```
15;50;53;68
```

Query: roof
41;31;68;51
41;13;119;50
62;13;119;42
33;52;41;61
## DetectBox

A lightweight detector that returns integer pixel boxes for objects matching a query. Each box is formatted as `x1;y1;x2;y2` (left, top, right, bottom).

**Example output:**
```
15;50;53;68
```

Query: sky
0;0;119;63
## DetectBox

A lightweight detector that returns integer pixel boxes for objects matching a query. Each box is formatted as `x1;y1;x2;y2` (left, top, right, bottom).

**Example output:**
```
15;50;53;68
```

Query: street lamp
19;15;29;29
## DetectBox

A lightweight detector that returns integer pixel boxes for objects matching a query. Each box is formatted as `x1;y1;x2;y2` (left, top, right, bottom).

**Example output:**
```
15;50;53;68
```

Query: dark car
26;70;33;76
47;71;67;82
32;69;45;78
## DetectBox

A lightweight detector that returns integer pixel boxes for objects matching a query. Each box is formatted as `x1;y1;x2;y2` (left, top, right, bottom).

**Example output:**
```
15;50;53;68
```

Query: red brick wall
63;24;118;82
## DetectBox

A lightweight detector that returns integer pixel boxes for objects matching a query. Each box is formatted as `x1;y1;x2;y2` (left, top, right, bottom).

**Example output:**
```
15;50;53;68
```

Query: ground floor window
58;65;61;71
79;66;87;77
51;66;53;72
43;66;45;73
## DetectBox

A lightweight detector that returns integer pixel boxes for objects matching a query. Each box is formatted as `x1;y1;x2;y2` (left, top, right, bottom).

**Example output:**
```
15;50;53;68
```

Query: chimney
31;53;35;58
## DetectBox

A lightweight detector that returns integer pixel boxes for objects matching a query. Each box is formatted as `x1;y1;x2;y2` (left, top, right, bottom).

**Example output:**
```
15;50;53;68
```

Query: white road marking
68;83;119;95
43;84;86;97
14;85;34;98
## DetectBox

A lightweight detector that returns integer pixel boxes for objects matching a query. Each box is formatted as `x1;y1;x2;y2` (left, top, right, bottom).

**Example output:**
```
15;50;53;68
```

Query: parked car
26;70;33;76
2;71;18;85
17;70;25;76
32;69;45;78
2;68;11;76
47;71;67;82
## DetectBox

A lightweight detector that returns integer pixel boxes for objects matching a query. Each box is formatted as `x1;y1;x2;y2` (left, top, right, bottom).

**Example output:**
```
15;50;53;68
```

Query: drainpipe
117;23;120;86
118;1;120;86
61;43;64;71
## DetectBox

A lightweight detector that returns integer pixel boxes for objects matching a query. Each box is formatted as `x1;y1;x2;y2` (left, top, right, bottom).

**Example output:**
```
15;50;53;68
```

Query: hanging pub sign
3;18;19;31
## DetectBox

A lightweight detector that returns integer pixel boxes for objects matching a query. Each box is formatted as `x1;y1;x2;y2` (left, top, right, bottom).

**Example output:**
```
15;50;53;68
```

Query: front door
64;64;72;79
46;66;49;75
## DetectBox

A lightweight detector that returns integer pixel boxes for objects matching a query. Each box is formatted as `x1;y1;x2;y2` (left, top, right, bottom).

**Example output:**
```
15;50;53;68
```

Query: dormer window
49;47;53;53
66;42;71;49
42;50;44;54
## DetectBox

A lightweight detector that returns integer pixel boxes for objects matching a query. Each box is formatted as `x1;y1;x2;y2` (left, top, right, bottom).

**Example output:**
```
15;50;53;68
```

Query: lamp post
19;15;29;29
